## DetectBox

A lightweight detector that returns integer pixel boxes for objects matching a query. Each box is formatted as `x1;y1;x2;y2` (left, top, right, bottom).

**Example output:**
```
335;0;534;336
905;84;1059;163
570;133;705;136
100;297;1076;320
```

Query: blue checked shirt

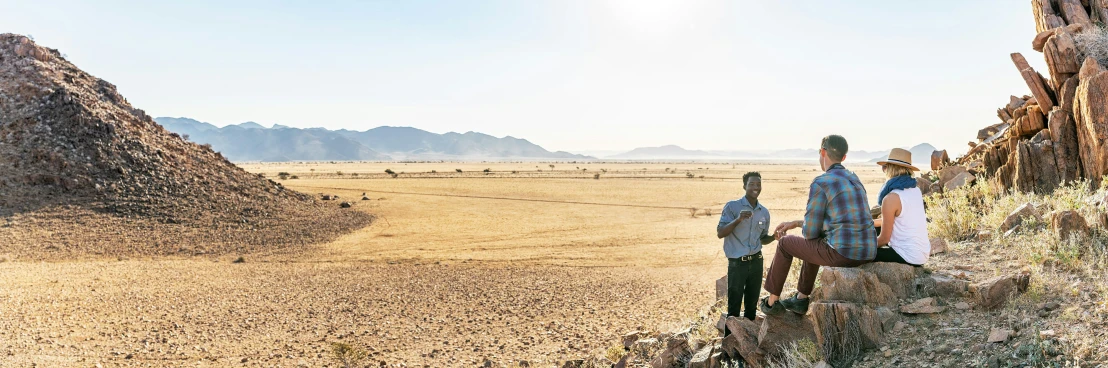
801;163;877;261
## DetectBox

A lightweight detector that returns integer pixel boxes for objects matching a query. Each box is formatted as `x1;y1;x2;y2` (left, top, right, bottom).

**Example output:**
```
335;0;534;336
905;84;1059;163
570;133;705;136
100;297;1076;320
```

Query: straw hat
876;148;920;171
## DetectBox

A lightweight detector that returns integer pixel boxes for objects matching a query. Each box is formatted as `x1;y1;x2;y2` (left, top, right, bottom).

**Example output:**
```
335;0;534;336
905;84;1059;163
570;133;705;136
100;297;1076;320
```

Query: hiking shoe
759;296;784;316
780;293;810;315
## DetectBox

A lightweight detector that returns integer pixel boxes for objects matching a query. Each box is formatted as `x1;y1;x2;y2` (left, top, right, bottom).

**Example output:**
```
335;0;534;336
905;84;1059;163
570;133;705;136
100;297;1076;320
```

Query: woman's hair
883;164;913;179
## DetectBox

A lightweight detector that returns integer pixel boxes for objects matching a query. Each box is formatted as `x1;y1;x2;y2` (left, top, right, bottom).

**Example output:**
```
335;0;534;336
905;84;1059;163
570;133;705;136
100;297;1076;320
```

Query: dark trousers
764;235;868;296
727;253;764;322
873;247;922;267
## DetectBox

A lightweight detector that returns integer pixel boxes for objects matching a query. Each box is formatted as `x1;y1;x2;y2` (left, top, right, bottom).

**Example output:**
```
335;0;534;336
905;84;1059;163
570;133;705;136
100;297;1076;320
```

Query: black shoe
759;296;784;316
780;293;810;315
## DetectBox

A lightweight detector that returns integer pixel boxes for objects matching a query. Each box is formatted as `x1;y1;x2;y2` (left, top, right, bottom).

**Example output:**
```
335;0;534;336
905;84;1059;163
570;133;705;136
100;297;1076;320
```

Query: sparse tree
594;173;600;180
483;168;491;173
456;169;463;173
385;169;395;175
278;172;290;180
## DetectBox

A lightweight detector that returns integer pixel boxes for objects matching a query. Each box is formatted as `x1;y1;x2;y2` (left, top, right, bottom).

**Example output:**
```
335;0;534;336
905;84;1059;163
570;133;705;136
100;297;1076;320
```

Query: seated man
761;135;878;315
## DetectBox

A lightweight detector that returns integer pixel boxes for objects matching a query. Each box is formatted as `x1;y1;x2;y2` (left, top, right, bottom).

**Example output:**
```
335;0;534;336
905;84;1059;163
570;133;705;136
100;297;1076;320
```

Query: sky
0;0;1044;156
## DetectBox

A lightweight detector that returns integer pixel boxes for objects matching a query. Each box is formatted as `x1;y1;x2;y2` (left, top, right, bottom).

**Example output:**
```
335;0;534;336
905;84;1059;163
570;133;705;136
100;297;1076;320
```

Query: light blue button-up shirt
717;197;771;258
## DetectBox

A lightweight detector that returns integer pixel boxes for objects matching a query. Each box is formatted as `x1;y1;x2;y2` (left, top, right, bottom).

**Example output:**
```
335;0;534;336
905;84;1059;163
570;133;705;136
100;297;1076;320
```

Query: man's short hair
742;171;761;186
821;135;849;161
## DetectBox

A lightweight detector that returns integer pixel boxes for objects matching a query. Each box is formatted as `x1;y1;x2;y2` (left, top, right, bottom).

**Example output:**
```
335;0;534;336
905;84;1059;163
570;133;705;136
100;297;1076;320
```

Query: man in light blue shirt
717;172;775;325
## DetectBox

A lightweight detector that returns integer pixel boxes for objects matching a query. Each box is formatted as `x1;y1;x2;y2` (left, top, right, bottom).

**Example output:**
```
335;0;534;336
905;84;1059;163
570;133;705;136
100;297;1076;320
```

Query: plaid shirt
801;163;877;261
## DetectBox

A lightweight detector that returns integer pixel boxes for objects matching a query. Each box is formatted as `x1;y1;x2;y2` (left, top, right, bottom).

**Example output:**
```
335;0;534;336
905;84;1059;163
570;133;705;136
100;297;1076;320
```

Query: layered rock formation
957;1;1108;192
0;34;371;257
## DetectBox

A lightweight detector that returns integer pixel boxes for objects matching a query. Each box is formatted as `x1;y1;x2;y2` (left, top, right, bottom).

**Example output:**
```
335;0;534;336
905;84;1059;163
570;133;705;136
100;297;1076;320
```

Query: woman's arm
877;193;901;246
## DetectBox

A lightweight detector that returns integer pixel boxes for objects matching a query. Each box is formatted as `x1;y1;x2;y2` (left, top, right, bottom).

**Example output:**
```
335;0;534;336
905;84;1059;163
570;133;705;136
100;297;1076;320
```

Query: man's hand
774;220;802;239
738;210;753;222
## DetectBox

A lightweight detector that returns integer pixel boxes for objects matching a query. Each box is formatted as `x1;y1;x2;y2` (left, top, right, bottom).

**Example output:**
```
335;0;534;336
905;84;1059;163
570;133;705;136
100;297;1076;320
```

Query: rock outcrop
954;1;1108;192
0;34;372;257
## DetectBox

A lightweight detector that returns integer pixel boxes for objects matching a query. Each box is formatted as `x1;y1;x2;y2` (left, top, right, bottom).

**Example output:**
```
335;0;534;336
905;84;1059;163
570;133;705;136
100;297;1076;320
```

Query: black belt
730;251;763;262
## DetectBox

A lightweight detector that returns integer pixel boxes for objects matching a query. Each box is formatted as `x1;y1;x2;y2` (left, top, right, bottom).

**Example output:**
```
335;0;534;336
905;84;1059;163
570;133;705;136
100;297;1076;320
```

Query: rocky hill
156;117;592;161
955;0;1108;193
0;34;371;258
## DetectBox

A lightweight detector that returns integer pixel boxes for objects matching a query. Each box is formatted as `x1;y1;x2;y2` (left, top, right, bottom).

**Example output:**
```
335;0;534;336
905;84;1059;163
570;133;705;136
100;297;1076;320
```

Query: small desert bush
604;343;625;363
289;175;299;179
330;342;367;368
1075;25;1108;67
456;169;463;173
766;339;822;368
593;173;600;180
384;169;395;175
277;172;290;180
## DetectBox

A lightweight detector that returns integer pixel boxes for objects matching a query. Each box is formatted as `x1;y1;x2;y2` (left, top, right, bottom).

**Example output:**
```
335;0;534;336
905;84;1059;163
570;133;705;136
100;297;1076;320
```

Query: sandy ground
0;162;886;367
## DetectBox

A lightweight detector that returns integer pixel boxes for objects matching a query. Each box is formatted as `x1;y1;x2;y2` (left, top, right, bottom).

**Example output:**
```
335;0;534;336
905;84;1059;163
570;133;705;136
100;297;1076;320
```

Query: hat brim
877;160;920;171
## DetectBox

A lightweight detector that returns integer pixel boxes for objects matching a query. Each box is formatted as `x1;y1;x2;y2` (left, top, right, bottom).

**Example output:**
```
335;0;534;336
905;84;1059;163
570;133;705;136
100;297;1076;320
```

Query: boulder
929;237;948;255
716;275;727;300
1043;30;1080;86
650;336;692;368
899;297;946;314
1032;0;1060;33
987;328;1013;343
1072;57;1108;186
1060;75;1080;113
874;306;899;333
1047;108;1084;184
931;150;950;171
1051;210;1090;242
1032;29;1053;52
939;166;968;188
686;344;714;368
811;266;897;308
1011;53;1056;112
722;317;763;368
915;273;970;298
1058;0;1093;27
716;313;728;336
972;273;1030;311
623;331;649;349
858;262;921;298
1012;130;1061;193
916;177;934;196
757;312;816;361
944;172;976;191
810;301;884;366
1001;203;1040;232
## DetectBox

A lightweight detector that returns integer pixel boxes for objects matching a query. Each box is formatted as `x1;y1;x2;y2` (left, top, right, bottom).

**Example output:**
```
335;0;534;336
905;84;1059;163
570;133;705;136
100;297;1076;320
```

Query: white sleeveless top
888;187;930;265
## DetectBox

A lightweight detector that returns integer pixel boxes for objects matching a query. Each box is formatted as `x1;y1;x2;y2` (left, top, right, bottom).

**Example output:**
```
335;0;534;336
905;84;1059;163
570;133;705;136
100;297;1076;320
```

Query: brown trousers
763;235;868;296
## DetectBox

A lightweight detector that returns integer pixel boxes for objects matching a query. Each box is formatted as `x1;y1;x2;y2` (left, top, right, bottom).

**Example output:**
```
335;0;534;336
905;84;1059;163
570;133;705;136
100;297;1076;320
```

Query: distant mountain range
155;117;592;162
604;143;940;164
604;145;885;161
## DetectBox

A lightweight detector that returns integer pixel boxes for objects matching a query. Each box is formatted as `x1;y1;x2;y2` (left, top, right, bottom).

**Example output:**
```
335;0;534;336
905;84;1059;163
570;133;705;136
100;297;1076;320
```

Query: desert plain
0;161;886;367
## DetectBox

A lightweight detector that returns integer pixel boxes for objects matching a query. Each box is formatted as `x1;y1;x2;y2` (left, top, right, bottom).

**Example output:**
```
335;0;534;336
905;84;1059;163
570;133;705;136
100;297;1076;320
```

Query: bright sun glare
604;0;689;33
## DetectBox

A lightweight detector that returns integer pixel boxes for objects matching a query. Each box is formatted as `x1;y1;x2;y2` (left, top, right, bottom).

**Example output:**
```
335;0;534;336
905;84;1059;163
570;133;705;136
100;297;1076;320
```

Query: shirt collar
739;196;763;211
827;163;846;171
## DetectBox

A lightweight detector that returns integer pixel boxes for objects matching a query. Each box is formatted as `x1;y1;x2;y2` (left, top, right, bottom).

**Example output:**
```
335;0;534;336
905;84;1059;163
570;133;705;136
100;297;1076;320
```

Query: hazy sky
1;0;1043;155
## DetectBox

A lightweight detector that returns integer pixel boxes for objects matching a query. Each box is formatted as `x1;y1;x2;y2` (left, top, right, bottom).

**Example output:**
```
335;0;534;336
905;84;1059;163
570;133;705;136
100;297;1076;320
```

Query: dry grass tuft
1075;25;1108;67
766;339;822;368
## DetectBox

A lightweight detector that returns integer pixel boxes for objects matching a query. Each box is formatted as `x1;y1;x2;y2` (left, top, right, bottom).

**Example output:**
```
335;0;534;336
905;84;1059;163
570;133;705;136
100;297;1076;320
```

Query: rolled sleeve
802;182;826;240
718;202;735;232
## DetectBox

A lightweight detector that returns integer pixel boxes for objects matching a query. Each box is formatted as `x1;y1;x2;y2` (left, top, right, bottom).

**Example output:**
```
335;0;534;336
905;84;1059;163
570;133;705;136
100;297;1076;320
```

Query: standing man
761;135;877;315
717;172;776;326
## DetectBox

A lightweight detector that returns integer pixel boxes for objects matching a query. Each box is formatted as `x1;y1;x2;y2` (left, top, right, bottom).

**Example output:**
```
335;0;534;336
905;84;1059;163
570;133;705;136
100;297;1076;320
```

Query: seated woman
872;148;930;266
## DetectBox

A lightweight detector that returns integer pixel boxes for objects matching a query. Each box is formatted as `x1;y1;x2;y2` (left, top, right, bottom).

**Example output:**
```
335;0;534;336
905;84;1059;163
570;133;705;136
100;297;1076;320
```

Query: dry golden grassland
0;161;886;367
